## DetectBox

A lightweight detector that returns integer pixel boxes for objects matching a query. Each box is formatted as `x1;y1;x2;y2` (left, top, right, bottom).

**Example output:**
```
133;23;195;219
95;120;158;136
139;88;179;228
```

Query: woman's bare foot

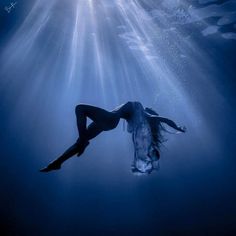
39;160;61;172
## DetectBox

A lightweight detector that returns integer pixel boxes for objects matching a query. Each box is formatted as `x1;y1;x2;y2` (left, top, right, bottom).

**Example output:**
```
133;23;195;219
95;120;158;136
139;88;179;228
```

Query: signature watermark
4;2;17;13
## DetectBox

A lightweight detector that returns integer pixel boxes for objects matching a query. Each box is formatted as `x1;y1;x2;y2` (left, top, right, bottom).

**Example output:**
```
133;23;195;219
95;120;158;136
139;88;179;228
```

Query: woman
40;101;186;174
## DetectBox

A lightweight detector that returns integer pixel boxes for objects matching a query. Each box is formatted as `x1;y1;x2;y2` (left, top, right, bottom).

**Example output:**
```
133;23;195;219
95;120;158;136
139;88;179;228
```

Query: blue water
0;0;236;235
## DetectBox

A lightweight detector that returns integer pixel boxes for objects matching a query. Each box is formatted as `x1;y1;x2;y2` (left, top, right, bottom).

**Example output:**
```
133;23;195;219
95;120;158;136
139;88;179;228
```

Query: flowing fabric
126;102;161;175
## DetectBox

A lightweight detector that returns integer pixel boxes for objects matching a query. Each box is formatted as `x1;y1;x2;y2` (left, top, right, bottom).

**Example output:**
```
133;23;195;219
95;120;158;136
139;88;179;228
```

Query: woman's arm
159;117;186;132
148;115;186;132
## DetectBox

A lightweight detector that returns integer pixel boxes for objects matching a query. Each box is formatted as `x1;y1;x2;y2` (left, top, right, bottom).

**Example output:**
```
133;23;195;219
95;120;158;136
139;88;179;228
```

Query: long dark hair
145;107;167;149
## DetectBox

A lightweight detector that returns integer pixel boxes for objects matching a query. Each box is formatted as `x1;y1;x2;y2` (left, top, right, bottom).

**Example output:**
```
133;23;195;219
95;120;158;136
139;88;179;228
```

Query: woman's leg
75;104;120;140
40;104;120;172
40;122;103;172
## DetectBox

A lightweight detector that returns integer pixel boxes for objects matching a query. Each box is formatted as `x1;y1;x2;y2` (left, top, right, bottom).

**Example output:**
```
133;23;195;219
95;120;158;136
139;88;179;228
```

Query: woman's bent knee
75;104;86;114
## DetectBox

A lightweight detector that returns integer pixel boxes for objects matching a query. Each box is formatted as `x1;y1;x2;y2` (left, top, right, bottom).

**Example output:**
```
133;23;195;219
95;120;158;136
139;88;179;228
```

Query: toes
39;162;61;172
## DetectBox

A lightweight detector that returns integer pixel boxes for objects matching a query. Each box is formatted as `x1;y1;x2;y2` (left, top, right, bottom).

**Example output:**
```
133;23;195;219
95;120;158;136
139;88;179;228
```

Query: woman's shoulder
124;101;142;106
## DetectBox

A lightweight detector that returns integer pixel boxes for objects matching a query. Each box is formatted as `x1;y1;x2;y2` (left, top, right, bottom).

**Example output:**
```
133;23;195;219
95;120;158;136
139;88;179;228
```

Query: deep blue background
0;1;236;235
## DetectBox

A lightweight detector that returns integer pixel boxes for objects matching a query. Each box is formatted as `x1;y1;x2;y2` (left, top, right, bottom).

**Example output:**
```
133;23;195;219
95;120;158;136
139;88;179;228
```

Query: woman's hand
178;126;187;133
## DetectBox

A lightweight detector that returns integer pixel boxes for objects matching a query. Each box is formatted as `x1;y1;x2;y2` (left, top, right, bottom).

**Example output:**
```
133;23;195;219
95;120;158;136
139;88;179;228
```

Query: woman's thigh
86;122;103;140
76;104;120;131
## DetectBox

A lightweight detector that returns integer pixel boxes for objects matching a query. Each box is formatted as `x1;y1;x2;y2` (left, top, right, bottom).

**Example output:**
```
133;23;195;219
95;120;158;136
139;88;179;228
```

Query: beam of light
0;0;234;171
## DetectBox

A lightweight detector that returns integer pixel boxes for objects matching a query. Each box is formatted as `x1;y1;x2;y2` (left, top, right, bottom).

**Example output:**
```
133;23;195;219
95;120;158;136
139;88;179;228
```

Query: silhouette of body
40;102;186;173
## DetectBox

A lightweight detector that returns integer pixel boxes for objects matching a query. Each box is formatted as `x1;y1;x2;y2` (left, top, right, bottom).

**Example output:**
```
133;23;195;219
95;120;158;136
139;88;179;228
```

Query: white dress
126;102;160;175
